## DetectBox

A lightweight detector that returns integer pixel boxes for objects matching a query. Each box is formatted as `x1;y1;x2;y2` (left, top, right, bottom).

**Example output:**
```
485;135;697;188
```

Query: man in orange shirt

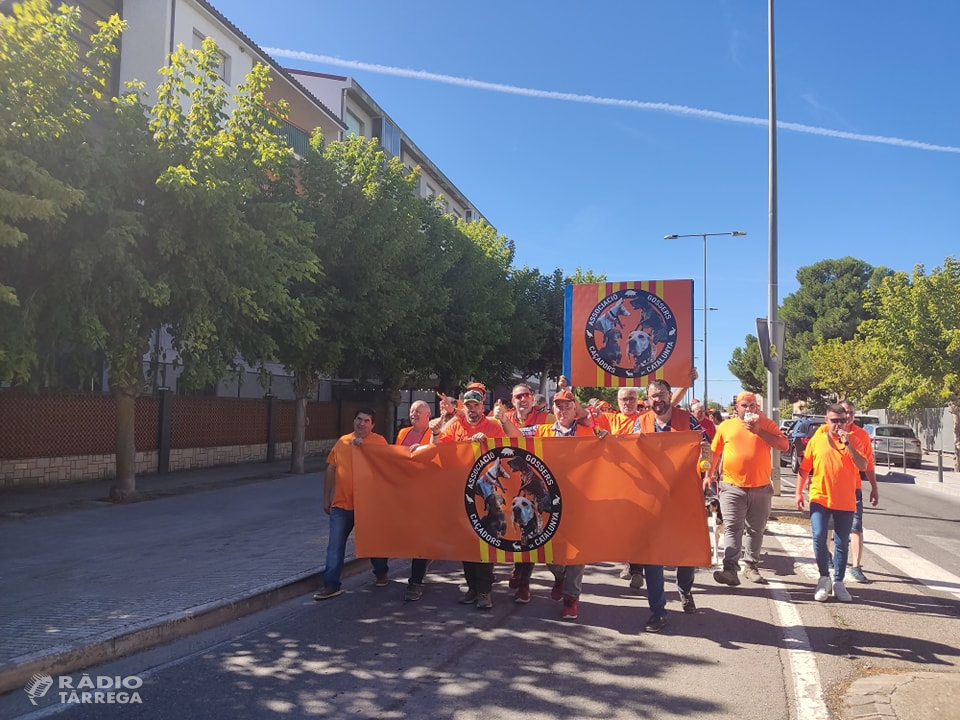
630;379;711;631
707;391;789;586
395;400;433;601
795;404;869;602
505;382;555;600
433;383;510;610
840;399;879;583
532;387;606;620
314;408;389;601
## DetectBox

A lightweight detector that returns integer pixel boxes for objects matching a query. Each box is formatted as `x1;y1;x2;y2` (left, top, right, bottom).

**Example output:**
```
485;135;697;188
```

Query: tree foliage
860;258;960;467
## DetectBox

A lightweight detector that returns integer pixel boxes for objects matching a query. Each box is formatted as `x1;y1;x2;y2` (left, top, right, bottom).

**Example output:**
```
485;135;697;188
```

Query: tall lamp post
665;231;747;407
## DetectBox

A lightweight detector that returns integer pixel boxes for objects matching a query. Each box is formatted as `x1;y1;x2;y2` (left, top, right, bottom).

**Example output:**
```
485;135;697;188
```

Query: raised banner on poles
563;280;694;388
353;433;710;567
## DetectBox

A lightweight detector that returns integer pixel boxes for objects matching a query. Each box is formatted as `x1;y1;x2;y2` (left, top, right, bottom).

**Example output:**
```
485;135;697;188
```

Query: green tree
729;257;891;402
809;336;895;405
861;258;960;469
728;334;766;395
0;0;123;379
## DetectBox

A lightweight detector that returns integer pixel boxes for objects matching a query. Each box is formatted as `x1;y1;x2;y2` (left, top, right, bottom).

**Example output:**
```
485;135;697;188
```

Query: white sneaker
814;576;832;602
833;581;852;602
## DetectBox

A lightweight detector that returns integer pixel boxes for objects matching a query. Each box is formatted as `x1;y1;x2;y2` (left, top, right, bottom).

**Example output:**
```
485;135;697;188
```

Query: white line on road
864;528;960;600
767;522;830;720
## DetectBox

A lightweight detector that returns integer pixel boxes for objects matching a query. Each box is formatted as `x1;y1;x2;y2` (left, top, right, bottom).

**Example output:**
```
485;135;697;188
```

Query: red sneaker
514;583;531;604
550;577;564;601
561;595;579;620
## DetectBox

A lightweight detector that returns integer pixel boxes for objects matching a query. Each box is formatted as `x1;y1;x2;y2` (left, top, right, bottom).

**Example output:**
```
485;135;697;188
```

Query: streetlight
693;308;718;401
664;232;747;407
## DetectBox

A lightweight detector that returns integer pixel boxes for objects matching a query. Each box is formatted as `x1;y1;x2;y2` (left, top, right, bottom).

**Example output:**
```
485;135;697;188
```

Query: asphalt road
12;470;960;720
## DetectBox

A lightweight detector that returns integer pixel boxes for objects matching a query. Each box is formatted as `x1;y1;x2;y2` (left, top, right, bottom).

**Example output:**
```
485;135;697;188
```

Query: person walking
528;387;606;620
396;400;433;601
795;403;870;602
314;408;389;600
840;400;880;583
630;379;710;632
433;383;509;610
504;382;555;601
706;391;789;586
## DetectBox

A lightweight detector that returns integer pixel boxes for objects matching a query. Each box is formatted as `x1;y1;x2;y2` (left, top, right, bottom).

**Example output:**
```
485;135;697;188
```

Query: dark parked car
865;424;923;468
783;416;825;472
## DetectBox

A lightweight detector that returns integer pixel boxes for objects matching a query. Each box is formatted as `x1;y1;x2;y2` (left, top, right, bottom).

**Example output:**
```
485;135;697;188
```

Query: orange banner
354;433;710;567
563;280;694;388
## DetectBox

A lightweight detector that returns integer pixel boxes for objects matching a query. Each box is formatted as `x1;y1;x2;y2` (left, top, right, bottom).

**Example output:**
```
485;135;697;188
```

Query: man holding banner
434;384;509;610
532;387;607;620
629;379;709;631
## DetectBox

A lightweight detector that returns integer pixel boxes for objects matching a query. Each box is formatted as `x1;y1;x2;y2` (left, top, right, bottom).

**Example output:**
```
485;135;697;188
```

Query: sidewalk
1;455;958;718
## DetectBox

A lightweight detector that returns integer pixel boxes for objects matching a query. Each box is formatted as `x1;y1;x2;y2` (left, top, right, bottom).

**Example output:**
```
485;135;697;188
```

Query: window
345;109;363;137
373;117;401;156
192;30;231;84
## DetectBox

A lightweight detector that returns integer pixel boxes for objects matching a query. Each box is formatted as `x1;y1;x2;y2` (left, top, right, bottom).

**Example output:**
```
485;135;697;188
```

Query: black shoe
644;614;667;633
458;589;478;605
680;592;696;614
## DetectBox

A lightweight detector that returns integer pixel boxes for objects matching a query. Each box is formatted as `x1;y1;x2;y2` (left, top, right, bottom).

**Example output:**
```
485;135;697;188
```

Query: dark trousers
462;561;494;593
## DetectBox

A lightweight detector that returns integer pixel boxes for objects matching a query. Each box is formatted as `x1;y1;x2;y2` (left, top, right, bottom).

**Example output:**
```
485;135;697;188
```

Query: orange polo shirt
326;431;388;510
799;425;866;511
533;422;596;438
507;408;555;436
438;416;506;442
711;415;783;488
848;424;875;489
607;411;641;436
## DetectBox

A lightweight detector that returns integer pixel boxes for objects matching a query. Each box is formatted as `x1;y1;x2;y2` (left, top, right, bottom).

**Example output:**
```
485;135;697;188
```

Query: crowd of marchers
312;374;877;632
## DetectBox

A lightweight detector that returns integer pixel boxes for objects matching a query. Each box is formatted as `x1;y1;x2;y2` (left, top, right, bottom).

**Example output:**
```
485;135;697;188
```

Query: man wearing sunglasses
505;382;555;601
796;404;869;603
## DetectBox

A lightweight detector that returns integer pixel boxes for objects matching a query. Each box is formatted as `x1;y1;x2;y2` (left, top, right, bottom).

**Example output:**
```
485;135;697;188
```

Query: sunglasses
826;418;846;424
513;392;532;399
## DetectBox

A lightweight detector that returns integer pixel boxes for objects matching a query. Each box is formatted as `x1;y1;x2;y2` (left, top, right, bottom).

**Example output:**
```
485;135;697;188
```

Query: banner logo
464;447;561;552
584;289;677;378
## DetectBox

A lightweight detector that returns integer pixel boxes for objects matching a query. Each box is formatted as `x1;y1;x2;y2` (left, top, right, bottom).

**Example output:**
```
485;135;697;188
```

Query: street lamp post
665;232;747;407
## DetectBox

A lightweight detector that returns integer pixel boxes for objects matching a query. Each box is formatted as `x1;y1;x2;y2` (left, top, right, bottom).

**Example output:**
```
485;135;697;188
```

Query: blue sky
211;1;958;406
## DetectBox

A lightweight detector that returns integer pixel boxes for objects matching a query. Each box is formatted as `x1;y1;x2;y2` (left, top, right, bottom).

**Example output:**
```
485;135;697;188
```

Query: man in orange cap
706;390;789;586
532;386;607;621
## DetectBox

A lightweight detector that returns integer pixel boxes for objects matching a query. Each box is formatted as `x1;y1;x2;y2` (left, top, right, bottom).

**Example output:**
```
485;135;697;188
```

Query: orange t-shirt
396;425;430;447
799;426;865;511
607;411;641;436
326;431;388;510
848;424;875;489
508;408;555;436
533;422;596;438
439;416;506;442
711;414;783;488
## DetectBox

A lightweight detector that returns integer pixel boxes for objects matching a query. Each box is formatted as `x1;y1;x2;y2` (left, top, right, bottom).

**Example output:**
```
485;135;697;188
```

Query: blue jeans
322;507;388;590
851;488;864;533
809;502;854;582
643;565;695;617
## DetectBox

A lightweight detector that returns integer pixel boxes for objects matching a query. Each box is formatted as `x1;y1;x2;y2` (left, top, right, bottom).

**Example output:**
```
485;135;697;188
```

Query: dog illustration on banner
464;447;562;551
584;288;678;379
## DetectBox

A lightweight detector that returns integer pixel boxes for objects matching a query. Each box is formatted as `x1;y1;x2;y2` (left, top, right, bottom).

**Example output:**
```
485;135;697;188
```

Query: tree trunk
109;386;140;502
290;395;307;474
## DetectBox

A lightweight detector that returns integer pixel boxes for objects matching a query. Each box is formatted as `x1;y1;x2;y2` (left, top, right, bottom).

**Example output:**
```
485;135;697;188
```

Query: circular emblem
464;447;561;552
584;289;678;378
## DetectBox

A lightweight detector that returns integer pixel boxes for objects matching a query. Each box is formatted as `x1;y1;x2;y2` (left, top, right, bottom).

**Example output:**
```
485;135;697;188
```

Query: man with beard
505;382;556;601
432;384;512;610
707;391;789;587
629;379;710;632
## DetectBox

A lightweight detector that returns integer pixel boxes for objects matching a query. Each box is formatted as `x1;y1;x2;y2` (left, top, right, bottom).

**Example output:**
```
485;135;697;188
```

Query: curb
0;557;368;696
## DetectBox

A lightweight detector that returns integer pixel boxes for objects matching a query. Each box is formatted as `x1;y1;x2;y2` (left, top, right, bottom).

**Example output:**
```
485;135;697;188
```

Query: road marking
864;529;960;600
767;521;830;720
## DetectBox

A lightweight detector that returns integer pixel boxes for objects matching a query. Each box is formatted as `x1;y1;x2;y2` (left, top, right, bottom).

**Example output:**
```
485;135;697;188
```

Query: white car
864;424;923;468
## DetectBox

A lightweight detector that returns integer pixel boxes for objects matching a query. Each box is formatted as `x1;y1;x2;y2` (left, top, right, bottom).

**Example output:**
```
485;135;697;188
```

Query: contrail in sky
267;48;960;155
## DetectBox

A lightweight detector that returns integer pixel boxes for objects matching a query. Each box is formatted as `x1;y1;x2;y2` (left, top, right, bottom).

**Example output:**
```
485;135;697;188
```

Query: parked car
783;416;825;472
779;418;798;435
865;424;923;468
854;414;880;427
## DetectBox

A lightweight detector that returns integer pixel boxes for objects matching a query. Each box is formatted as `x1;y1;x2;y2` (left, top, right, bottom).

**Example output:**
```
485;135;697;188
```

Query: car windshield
875;426;916;438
